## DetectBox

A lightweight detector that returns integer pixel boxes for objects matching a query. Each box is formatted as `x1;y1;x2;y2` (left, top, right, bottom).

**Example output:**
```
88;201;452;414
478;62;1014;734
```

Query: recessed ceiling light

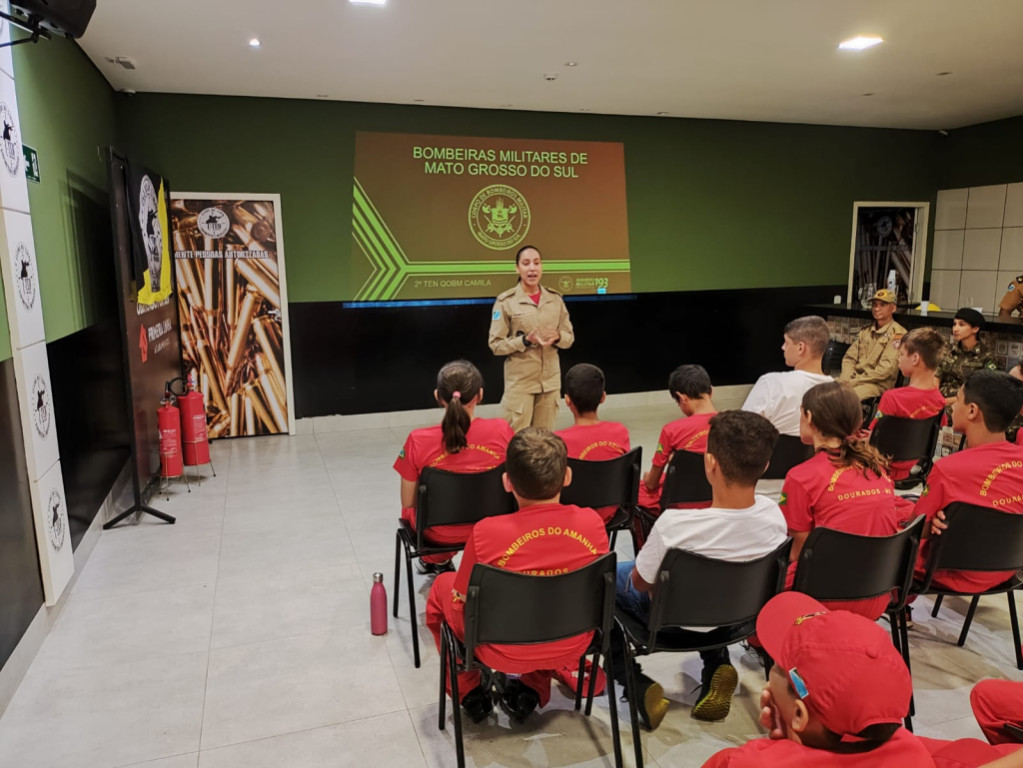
350;0;386;5
862;92;874;97
565;61;578;67
936;71;952;76
249;38;261;47
838;35;883;50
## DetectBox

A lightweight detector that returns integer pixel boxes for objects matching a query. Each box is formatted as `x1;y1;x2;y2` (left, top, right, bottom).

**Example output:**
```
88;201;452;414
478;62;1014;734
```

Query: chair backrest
462;552;617;667
870;414;942;463
660;449;712;508
561;447;642;510
919;502;1023;588
416;464;516;542
823;339;851;374
792;516;925;608
763;435;814;480
646;538;792;635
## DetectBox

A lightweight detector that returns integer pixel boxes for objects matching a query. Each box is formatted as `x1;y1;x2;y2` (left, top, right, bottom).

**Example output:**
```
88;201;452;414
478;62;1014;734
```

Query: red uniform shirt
868;386;948;480
556;421;630;460
780;451;903;618
451;502;609;673
914;440;1023;593
701;728;936;767
394;417;513;482
639;411;715;511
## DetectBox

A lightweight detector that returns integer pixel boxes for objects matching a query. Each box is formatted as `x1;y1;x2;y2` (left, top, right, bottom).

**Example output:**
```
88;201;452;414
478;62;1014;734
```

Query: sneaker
460;684;494;724
692;664;738;722
631;673;669;730
497;678;541;722
416;558;455;576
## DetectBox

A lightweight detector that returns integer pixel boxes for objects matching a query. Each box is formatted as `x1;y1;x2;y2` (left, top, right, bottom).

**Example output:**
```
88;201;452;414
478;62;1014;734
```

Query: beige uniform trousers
502;390;560;431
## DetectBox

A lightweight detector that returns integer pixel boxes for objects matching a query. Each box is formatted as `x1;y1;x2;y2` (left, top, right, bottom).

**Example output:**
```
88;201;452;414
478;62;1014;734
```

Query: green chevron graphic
353;178;630;301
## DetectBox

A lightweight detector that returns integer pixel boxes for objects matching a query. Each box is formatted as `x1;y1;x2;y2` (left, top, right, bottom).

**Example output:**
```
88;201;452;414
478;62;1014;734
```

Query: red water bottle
371;572;388;635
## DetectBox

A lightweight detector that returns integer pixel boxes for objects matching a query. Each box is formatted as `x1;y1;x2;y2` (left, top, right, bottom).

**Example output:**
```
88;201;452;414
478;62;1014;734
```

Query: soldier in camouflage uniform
936;308;998;402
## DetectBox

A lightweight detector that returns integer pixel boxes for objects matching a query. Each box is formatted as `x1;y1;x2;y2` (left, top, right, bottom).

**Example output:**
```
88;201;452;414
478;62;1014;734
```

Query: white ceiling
77;0;1023;131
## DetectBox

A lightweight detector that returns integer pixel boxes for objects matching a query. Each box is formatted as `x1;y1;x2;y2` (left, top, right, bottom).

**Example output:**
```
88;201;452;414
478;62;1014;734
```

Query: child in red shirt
393;360;514;573
868;326;948;481
555;363;630;523
638;364;717;512
424;428;608;725
781;381;904;619
702;592;1022;768
915;370;1023;593
971;679;1023;746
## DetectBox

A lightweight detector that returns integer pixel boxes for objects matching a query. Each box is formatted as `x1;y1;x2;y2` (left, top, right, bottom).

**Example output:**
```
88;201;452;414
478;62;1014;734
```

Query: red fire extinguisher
179;371;211;466
158;391;183;478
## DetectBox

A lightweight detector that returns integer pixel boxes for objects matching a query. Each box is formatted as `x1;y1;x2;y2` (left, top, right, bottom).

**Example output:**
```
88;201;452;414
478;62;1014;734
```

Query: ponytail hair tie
842;434;858;444
452;391;461;401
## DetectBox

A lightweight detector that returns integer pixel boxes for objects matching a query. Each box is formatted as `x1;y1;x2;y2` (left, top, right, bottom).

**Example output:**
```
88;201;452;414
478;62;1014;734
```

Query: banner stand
104;148;178;529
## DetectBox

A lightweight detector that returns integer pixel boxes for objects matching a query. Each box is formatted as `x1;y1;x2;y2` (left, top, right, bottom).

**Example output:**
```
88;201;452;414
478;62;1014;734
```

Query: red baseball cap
756;592;912;737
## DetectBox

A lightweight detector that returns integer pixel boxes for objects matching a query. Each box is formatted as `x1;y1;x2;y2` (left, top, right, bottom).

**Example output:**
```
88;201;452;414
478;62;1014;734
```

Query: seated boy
424;427;609;724
972;679;1023;746
867;326;948;481
555;363;631;523
742;316;833;438
915;370;1023;594
637;364;717;513
702;592;1022;767
611;410;788;727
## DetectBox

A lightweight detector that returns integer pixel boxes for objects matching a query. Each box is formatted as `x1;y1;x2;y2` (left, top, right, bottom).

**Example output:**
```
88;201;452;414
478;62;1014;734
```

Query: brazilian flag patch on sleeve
779;492;788;506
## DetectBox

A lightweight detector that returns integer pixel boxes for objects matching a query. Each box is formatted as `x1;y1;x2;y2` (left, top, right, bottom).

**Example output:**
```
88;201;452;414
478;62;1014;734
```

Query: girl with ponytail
778;381;907;619
393;360;514;574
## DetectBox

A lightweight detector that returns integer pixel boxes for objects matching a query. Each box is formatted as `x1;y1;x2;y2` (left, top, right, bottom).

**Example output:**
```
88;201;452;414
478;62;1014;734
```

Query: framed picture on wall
846;201;930;308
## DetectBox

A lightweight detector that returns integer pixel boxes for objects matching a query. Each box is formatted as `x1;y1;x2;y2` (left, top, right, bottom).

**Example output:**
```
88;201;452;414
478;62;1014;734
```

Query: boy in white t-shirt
743;316;833;437
610;410;788;729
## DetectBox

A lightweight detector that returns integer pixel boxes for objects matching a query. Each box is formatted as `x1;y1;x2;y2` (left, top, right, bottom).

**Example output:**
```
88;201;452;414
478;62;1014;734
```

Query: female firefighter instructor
488;245;574;431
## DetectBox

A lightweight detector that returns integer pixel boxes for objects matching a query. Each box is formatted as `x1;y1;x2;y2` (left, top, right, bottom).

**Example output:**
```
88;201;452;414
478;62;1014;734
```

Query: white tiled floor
1;402;1022;768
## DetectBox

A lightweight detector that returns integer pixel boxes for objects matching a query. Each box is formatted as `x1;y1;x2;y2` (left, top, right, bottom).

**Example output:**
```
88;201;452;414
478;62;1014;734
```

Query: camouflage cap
871;289;897;304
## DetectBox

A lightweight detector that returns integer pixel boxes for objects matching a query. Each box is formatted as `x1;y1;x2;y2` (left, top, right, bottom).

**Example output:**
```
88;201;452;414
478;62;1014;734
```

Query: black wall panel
290;285;845;417
0;358;43;668
47;317;131;550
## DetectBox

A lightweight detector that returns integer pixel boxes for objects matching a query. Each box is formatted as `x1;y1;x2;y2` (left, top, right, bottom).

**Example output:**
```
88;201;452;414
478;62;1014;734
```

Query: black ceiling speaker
9;0;96;39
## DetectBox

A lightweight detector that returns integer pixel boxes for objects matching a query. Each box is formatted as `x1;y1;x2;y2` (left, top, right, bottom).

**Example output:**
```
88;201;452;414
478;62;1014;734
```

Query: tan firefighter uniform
839;320;907;400
488;283;574;431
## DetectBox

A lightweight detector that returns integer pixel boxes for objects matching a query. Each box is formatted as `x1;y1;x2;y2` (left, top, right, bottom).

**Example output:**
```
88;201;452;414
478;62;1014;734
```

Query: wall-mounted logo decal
31;374;50;438
15;241;35;310
197;207;230;238
46;488;65;551
138;175;164;293
0;102;20;177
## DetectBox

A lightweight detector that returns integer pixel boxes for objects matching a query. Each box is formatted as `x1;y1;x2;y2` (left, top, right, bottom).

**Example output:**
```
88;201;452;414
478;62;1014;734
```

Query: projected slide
352;132;630;301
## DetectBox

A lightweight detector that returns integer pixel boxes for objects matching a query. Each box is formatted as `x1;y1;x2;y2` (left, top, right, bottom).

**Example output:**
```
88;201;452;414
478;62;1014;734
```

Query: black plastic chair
660;449;712;509
1007;723;1023;742
869;414;942;490
762;435;813;480
562;447;642;550
911;502;1023;671
792;516;926;730
616;539;792;768
823;339;851;375
439;553;622;768
394;464;516;667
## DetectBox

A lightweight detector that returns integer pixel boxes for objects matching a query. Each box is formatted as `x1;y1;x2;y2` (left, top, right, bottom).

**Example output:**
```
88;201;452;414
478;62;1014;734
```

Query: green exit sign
23;144;39;183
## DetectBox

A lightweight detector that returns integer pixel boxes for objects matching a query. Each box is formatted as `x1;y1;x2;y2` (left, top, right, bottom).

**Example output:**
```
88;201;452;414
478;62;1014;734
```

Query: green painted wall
0;275;10;362
116;94;938;303
936;115;1023;189
13;38;119;343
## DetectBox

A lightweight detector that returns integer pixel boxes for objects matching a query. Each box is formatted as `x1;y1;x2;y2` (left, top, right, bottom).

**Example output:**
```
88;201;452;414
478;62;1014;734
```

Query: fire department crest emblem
468;184;530;251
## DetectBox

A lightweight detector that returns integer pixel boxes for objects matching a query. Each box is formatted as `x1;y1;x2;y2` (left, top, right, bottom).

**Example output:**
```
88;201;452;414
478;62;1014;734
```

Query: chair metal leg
405;546;421;668
393;531;402;618
609;529;619;550
574;653;587;711
957;596;981;647
898;609;916;718
604;651;624;768
623;641;644;768
439;625;450;730
1008;590;1023;671
931;594;944;618
584;652;600;716
888;610;902;655
450;637;465;768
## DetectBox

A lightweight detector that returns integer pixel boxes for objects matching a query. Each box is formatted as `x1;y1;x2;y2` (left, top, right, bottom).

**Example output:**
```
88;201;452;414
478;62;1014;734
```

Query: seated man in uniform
743;316;833;437
839;288;906;400
915;370;1023;594
998;275;1023;322
424;427;608;725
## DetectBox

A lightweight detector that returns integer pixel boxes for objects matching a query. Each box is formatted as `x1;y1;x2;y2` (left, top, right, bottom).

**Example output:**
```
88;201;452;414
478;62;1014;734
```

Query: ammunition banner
170;195;294;438
352;132;631;301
